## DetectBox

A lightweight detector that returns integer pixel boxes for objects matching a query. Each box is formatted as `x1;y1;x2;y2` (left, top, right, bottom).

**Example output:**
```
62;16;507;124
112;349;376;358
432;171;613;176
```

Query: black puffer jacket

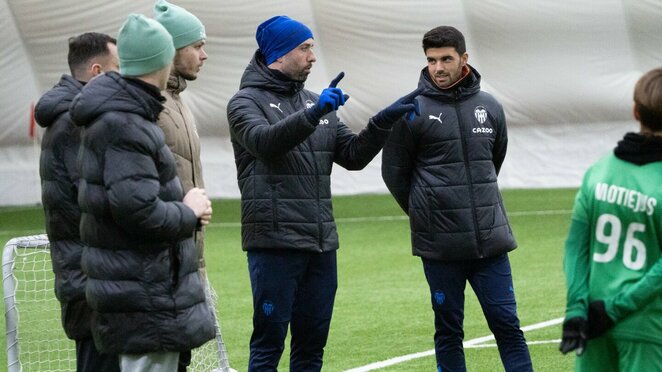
227;51;391;252
70;71;214;354
382;65;516;261
35;74;91;340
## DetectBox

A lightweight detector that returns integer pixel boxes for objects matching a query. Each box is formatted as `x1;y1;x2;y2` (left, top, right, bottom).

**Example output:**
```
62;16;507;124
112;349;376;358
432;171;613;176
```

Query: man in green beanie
71;14;215;372
153;0;208;283
153;2;216;370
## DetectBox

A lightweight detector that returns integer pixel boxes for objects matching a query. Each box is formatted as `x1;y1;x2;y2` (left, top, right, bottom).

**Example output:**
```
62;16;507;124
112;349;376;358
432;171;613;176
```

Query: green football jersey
564;153;662;345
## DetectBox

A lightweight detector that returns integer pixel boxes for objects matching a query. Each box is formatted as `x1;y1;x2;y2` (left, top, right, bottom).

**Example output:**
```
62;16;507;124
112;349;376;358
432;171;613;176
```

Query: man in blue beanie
227;15;423;371
71;14;215;372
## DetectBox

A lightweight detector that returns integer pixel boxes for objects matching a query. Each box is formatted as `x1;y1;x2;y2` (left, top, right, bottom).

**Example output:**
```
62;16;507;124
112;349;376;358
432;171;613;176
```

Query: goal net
3;234;233;372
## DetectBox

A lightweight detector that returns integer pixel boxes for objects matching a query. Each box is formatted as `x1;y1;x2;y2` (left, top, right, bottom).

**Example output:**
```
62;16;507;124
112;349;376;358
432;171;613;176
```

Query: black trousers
76;338;120;372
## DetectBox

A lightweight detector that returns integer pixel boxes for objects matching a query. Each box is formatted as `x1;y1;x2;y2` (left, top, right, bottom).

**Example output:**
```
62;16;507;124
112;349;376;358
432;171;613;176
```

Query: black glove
305;72;350;122
372;87;424;128
559;317;587;355
587;300;615;339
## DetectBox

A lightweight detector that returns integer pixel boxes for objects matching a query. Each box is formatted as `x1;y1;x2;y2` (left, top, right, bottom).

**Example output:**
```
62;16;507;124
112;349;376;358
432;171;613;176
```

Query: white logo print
472;127;493;134
269;103;283;113
305;100;315;109
428;112;443;124
474;106;488;124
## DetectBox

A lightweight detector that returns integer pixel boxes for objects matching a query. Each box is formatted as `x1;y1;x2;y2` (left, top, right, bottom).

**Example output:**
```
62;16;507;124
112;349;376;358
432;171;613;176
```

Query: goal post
3;234;234;372
2;234;63;372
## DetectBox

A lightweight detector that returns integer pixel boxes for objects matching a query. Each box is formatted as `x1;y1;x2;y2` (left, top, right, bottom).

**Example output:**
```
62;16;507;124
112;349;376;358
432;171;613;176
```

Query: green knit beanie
154;0;206;49
118;14;175;77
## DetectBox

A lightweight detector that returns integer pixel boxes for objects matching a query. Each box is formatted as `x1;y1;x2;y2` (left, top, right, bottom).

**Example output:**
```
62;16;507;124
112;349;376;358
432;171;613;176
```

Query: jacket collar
614;132;662;165
239;50;305;95
167;72;187;95
418;64;481;102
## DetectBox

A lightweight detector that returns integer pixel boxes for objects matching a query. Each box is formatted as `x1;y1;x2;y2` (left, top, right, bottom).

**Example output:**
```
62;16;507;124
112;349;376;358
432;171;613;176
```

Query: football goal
2;234;234;372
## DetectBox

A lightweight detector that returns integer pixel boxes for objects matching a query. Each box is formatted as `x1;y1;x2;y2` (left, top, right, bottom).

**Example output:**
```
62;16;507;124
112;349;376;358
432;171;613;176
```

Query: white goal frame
3;234;234;372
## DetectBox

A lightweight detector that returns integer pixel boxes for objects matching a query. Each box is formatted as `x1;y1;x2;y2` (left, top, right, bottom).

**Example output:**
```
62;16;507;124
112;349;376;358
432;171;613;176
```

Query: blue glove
306;72;350;122
372;87;424;128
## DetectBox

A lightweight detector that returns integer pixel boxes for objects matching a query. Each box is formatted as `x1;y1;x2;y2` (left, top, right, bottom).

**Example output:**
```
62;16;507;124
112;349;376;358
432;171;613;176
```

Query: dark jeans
76;338;120;372
247;250;338;372
422;253;533;372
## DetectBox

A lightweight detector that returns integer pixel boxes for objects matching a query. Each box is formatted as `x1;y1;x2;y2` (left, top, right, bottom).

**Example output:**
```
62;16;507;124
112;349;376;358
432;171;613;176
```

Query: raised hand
306;72;350;121
373;87;424;128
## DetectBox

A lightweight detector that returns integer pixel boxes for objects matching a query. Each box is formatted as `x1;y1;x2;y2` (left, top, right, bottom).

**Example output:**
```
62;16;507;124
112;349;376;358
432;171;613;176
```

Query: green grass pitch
0;188;579;371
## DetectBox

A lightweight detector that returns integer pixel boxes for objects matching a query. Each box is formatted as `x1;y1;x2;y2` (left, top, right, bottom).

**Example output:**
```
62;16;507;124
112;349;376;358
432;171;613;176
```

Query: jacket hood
418;64;481;102
239;50;304;95
34;74;83;128
167;72;187;95
70;71;163;127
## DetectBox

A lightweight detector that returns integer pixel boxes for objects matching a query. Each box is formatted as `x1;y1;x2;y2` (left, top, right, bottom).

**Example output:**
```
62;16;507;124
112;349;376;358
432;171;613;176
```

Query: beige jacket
159;74;205;192
158;73;206;268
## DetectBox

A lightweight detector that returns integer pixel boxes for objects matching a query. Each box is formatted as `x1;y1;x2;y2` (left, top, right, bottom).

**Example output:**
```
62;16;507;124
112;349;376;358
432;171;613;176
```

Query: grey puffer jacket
35;74;91;340
382;65;516;261
227;51;392;252
70;71;215;354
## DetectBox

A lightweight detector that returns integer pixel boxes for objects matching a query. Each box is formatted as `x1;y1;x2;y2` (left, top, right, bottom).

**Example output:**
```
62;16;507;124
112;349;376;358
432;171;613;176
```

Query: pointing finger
402;87;424;102
329;72;345;88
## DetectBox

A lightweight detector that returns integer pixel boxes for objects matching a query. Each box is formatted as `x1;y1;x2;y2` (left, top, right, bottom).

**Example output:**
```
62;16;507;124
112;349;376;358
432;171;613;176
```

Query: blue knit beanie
256;15;313;65
118;14;175;76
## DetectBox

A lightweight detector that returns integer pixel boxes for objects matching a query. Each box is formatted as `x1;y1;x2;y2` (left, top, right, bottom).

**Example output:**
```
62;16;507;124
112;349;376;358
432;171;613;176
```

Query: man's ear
633;102;640;121
461;52;468;66
90;63;102;76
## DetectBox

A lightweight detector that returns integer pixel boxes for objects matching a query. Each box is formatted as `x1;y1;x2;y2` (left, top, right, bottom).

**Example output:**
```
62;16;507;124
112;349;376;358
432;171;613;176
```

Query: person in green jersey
559;67;662;372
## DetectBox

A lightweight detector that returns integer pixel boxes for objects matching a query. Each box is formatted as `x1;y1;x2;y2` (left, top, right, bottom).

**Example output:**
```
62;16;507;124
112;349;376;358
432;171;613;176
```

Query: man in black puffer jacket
70;15;214;372
382;26;532;372
36;32;120;372
227;15;421;372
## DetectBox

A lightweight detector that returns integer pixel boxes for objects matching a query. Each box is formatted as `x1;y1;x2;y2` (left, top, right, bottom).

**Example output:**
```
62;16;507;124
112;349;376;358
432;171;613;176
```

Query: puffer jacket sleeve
333;118;391;170
381;118;415;214
492;101;508;175
103;115;198;242
227;93;318;161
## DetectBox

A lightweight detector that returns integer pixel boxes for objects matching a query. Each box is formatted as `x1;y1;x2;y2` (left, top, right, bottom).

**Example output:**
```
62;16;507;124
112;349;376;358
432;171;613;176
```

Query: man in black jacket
71;14;214;372
36;32;120;372
227;15;421;372
381;26;533;372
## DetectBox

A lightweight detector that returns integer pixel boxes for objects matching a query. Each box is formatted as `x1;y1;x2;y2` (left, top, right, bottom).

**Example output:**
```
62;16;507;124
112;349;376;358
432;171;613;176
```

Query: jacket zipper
306;135;323;252
454;99;483;257
271;184;279;231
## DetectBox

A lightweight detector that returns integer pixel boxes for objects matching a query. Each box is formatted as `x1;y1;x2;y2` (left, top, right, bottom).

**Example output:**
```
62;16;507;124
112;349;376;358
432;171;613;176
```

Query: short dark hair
633;67;662;132
67;32;116;78
422;26;466;55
